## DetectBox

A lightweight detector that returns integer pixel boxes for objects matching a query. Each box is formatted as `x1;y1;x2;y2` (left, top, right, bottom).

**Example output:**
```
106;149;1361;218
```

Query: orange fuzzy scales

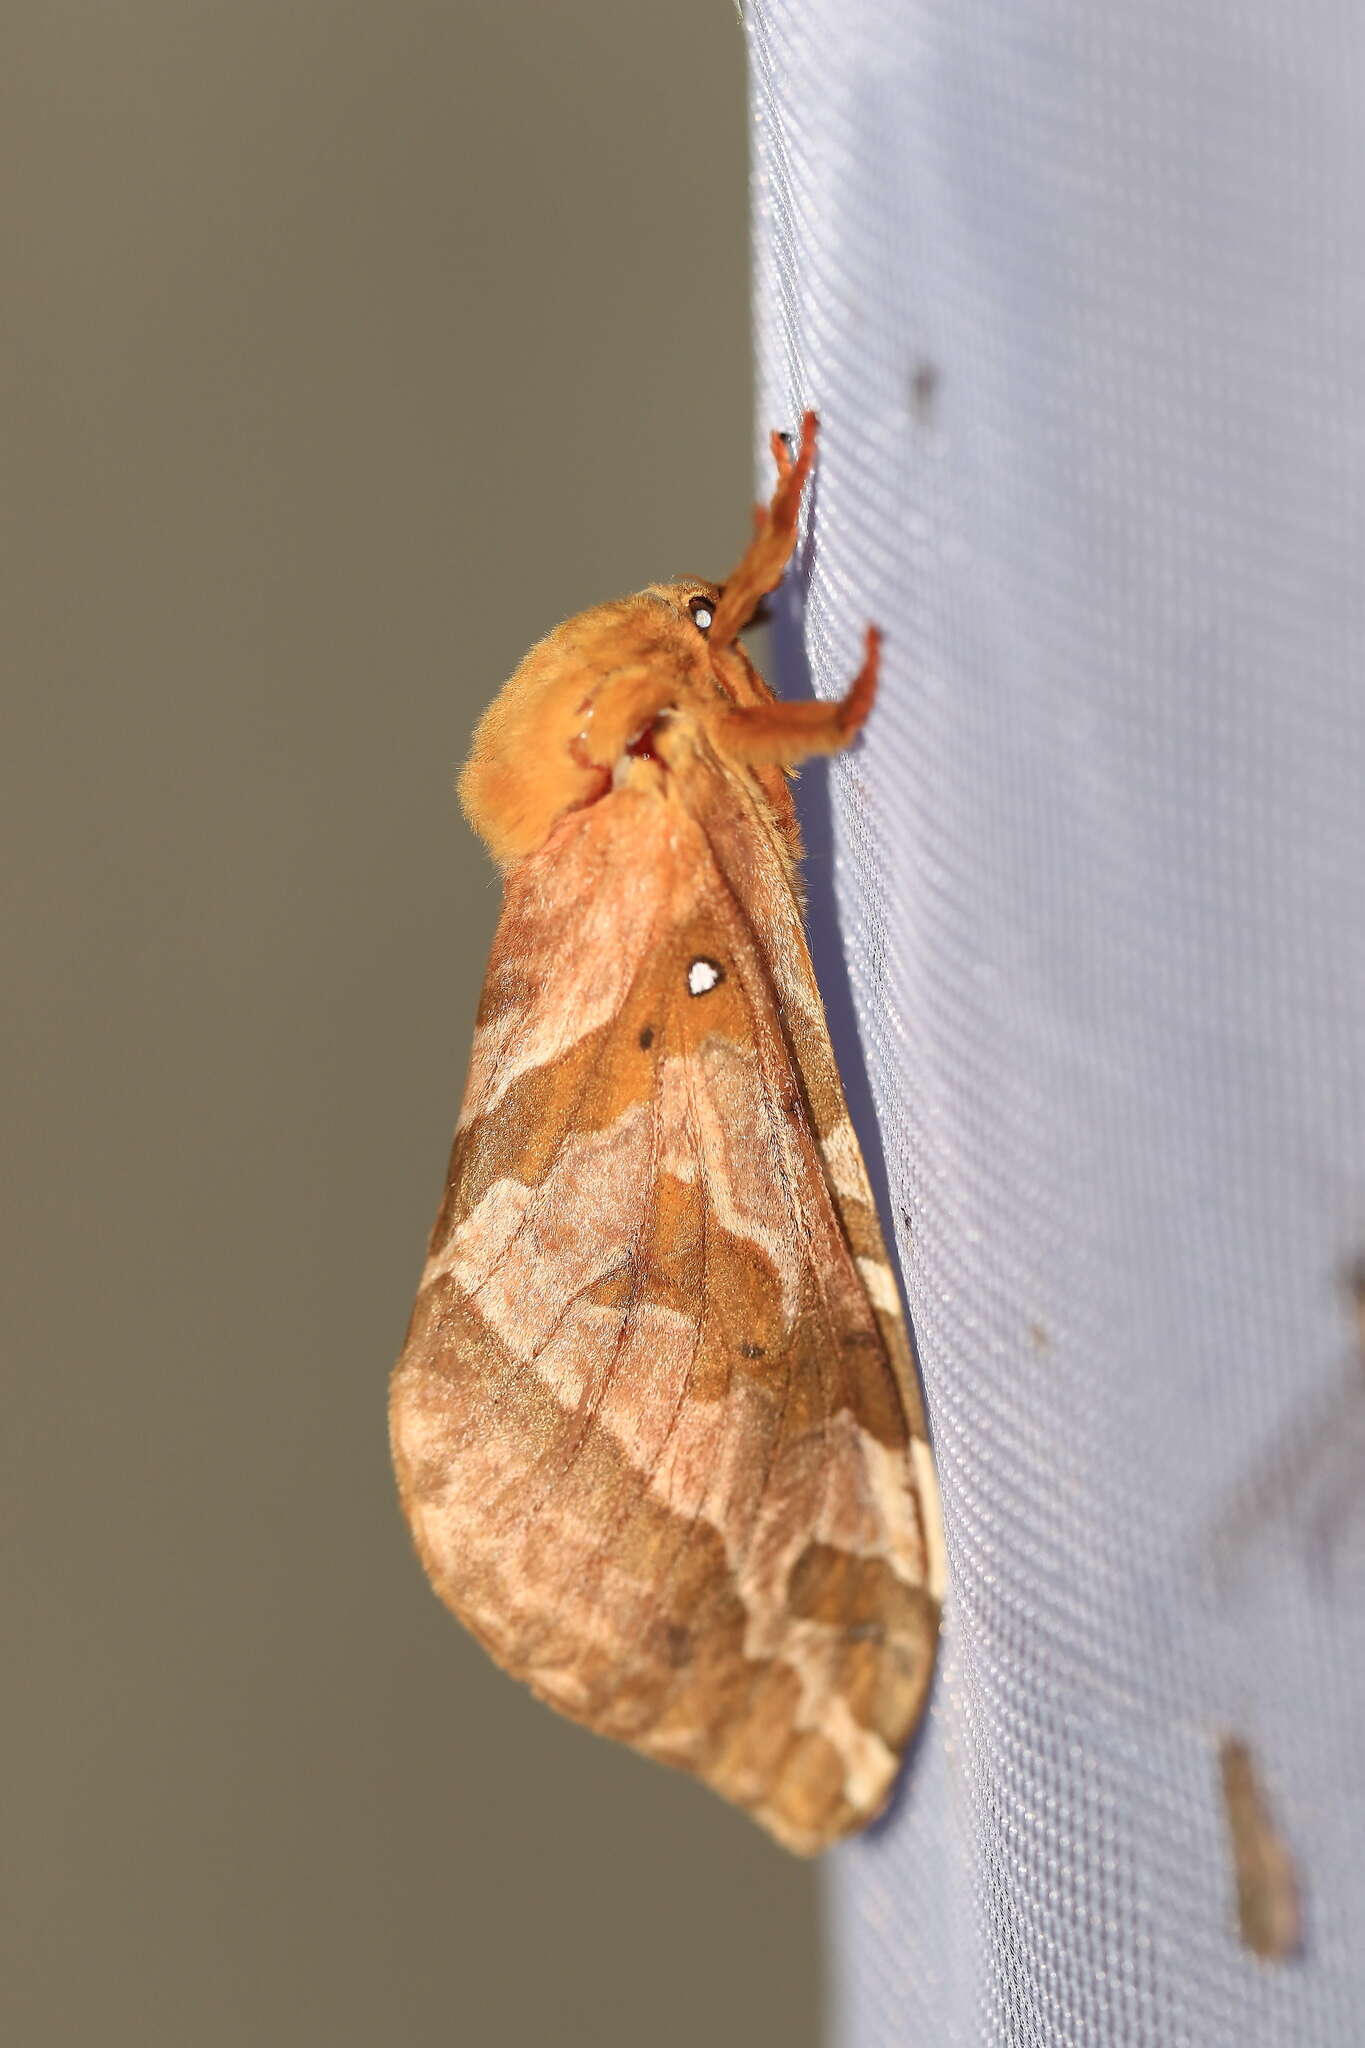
391;419;941;1853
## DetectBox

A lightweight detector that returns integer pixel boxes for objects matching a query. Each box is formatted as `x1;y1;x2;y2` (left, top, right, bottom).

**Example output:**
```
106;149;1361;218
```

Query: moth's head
459;577;776;865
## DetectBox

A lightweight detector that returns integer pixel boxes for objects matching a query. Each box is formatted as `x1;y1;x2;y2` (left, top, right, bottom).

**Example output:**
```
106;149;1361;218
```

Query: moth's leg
709;410;818;647
570;664;676;770
715;627;881;768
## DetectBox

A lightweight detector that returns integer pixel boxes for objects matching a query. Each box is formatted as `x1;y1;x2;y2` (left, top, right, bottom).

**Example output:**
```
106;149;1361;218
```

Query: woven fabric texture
747;4;1365;2043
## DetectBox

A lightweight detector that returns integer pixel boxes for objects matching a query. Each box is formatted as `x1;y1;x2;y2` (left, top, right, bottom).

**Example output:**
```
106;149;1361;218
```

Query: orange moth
389;415;943;1853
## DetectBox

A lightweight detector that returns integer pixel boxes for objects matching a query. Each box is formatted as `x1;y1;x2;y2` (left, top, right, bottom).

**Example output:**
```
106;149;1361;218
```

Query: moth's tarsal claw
840;625;881;736
711;412;820;647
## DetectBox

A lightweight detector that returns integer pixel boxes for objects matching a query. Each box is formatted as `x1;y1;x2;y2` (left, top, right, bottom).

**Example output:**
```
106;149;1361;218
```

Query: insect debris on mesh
1203;1258;1365;1595
388;413;943;1854
1217;1734;1302;1961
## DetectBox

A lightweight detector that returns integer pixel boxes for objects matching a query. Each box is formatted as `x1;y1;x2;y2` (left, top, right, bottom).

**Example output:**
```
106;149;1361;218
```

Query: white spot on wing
687;957;722;996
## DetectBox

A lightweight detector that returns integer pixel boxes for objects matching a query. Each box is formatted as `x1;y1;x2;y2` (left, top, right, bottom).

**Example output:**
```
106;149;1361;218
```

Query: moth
389;415;943;1853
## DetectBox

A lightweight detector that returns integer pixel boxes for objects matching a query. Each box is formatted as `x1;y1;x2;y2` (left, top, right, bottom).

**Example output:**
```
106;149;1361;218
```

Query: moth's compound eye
689;596;715;633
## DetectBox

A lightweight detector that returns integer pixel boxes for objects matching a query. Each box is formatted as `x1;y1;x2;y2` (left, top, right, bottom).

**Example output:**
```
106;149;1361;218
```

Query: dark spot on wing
639;1024;655;1050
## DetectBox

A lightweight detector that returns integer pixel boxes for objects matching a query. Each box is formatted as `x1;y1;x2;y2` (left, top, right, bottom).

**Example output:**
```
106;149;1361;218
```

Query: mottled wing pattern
689;747;936;1452
390;768;940;1853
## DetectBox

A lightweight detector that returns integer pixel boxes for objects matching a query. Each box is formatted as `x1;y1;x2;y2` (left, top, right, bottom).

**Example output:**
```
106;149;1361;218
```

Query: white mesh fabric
747;3;1365;2043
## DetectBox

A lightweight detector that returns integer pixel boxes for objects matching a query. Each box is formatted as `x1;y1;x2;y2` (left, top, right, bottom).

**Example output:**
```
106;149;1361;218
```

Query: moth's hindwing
390;755;941;1854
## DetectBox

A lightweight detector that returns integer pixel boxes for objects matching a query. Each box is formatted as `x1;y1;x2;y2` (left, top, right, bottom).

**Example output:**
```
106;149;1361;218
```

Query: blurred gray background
4;6;821;2044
